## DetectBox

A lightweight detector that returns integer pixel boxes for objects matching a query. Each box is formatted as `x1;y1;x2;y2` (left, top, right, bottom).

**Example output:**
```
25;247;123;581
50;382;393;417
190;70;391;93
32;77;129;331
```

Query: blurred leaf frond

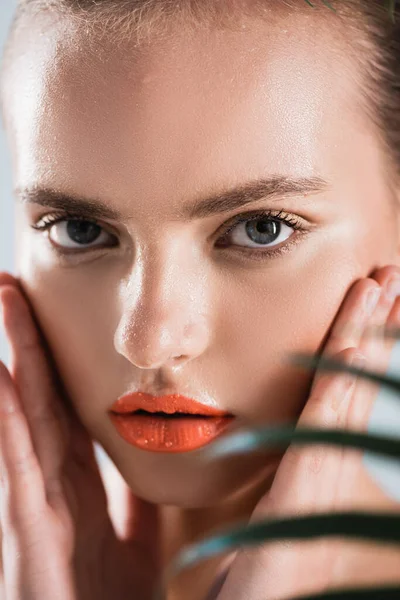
166;512;400;579
154;333;400;598
294;584;400;599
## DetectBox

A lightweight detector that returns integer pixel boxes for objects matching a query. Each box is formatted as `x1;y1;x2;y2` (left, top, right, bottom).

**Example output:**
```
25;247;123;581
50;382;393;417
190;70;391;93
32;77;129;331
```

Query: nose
113;250;212;371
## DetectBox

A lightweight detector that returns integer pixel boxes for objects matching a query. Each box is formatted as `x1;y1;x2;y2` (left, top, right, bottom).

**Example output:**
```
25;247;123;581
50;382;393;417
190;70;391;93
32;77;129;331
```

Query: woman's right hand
0;273;161;600
215;265;400;600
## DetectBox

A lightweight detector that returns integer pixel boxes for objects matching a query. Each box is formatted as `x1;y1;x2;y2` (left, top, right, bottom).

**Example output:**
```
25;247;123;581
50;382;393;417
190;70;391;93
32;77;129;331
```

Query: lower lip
108;412;235;453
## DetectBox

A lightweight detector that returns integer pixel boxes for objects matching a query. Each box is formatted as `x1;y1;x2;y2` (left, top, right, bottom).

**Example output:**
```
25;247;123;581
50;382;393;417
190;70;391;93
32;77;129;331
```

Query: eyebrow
15;175;330;221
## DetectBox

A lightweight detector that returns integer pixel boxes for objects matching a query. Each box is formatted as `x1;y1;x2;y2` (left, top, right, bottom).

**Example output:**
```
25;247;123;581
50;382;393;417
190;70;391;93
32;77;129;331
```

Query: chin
118;451;278;508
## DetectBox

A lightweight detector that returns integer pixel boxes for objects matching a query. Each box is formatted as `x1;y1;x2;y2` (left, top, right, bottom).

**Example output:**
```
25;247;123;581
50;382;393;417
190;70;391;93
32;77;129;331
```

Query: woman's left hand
216;264;400;600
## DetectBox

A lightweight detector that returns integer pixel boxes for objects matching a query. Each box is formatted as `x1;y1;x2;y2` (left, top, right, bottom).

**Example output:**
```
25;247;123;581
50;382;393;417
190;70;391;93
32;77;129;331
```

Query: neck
160;465;276;600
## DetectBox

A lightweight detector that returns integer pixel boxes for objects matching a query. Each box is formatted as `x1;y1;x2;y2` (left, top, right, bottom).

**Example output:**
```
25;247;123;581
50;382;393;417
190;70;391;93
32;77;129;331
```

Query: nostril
166;354;188;369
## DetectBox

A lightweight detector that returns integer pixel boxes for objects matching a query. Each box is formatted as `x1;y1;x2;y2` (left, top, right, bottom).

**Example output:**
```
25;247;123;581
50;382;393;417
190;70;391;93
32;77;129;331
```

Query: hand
216;265;400;599
0;273;161;600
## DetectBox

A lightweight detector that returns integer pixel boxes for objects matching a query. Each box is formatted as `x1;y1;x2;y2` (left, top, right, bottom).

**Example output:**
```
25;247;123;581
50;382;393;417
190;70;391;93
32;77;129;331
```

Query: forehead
3;11;372;212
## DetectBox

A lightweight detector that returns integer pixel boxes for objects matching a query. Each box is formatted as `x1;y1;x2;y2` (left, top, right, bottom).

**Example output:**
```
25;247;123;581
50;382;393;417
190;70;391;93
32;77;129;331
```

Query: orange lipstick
108;393;235;453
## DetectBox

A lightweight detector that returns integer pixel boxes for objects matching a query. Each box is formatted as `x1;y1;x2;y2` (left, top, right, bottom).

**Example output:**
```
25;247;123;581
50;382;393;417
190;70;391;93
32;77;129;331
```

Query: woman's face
4;9;400;506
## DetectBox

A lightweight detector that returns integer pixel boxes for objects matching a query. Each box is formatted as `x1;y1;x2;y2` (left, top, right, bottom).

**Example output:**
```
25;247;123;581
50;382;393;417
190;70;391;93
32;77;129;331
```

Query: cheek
17;265;119;427
224;256;361;423
16;210;390;435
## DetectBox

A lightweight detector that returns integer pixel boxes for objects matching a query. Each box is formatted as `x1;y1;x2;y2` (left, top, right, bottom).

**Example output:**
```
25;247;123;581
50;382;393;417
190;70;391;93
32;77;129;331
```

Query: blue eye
216;209;304;256
228;217;293;248
31;208;308;262
31;215;117;250
60;220;103;246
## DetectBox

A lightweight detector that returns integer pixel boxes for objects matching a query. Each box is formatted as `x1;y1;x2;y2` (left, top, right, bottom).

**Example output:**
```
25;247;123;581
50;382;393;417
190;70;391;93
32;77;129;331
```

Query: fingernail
385;276;400;302
351;352;366;370
365;287;381;316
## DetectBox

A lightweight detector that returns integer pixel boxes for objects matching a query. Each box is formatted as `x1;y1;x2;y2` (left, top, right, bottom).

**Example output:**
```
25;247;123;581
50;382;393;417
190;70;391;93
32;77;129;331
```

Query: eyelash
32;212;102;233
217;209;306;259
30;209;308;261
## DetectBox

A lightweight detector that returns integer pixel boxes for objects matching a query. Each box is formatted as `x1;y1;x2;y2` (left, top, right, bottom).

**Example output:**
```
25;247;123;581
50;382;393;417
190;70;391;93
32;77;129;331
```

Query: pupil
67;220;101;245
246;219;280;244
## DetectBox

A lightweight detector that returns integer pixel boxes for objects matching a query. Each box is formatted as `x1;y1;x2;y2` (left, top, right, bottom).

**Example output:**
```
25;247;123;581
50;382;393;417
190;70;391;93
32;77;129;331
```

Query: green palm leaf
293;584;400;600
154;333;400;600
201;424;400;462
201;354;400;462
164;512;400;579
289;352;400;395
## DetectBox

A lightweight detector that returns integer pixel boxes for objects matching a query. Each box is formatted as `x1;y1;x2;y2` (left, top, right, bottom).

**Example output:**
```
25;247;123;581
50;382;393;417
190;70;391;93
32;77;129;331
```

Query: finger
297;346;365;430
0;272;19;290
288;273;400;508
0;361;47;529
346;289;400;434
321;280;381;357
261;347;365;518
386;295;400;334
369;264;400;314
0;286;72;496
256;348;362;520
310;279;380;393
0;363;77;600
307;269;400;429
310;265;400;392
366;297;400;341
359;267;400;368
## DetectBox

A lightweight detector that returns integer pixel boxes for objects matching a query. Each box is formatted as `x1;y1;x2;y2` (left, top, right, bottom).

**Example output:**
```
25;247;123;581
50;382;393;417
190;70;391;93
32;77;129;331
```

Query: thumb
257;347;363;518
295;346;365;429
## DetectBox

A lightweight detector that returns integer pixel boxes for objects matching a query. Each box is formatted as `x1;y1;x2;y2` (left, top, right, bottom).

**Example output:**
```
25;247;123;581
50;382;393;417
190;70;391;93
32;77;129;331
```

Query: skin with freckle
1;2;400;599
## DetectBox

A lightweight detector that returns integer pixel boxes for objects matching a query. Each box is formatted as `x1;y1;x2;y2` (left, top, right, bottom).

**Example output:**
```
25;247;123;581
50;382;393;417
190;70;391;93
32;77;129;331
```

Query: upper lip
109;392;233;416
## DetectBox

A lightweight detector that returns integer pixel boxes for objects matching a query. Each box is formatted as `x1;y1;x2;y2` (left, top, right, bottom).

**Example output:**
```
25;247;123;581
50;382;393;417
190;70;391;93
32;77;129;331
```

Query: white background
0;0;16;365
